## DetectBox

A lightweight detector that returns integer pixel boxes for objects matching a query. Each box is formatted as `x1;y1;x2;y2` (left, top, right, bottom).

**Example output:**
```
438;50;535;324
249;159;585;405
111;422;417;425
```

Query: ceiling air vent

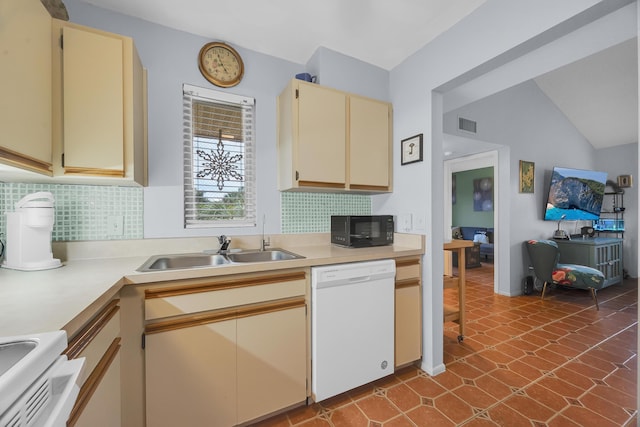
458;117;477;134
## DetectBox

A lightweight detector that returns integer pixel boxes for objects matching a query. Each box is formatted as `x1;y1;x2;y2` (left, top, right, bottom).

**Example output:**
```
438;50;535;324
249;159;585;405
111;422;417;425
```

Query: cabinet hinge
141;333;146;349
295;89;299;99
295;171;299;181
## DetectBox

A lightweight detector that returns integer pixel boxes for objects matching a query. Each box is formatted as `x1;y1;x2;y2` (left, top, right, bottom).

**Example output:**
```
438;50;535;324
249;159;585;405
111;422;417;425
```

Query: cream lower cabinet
145;317;237;426
51;19;146;186
278;79;392;192
394;257;422;367
65;299;122;427
0;0;53;175
144;270;308;427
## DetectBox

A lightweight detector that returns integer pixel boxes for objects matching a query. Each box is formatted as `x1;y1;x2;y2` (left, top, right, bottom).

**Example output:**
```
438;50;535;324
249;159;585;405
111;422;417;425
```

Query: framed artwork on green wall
473;177;493;211
519;160;535;193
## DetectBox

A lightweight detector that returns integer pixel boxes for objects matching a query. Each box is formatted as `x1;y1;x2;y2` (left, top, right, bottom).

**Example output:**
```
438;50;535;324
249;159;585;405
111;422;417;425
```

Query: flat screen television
544;167;608;221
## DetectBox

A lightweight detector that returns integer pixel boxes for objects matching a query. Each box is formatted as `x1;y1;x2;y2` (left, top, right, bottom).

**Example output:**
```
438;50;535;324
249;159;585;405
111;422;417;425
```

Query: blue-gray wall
63;0;389;238
379;0;638;375
59;0;639;376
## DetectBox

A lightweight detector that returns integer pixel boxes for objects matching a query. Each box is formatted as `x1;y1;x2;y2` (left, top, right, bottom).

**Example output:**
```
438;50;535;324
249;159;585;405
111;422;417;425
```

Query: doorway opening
444;150;499;295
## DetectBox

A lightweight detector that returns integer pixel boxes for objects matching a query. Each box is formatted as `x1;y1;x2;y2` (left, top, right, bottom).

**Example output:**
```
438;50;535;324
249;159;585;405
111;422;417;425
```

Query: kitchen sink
139;254;230;271
226;249;304;263
137;248;304;272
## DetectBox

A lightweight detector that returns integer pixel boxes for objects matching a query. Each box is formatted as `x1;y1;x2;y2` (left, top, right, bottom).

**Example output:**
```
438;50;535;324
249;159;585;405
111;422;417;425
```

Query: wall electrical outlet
108;215;124;236
414;214;426;232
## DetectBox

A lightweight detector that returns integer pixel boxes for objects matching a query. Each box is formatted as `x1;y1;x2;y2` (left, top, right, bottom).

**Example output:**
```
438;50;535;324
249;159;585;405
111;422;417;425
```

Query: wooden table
443;240;474;342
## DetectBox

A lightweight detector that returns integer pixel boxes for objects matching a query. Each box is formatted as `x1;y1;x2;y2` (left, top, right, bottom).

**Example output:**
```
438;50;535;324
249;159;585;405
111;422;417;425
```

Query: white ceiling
79;0;487;71
79;0;638;149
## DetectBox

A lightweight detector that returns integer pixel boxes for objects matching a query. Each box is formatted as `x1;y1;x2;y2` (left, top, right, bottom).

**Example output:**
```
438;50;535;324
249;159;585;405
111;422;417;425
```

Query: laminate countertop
0;233;424;337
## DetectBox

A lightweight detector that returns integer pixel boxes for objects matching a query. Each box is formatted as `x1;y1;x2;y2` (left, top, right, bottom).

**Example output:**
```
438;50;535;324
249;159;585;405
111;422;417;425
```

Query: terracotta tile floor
256;263;637;426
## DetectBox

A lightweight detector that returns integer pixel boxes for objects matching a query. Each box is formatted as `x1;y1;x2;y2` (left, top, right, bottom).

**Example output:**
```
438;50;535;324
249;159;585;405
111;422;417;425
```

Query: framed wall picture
401;134;423;165
473;177;493;211
519;160;535;193
617;174;633;188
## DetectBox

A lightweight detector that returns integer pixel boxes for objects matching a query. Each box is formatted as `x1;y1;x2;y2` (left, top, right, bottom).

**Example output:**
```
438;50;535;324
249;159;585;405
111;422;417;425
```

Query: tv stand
554;237;623;288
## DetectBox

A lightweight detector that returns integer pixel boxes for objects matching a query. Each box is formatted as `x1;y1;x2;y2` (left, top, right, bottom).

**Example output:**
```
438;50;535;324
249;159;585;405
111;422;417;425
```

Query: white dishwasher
311;259;395;402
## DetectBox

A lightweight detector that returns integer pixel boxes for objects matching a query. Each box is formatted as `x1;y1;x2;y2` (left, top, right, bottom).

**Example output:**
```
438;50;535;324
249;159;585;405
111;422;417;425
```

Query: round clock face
198;42;244;88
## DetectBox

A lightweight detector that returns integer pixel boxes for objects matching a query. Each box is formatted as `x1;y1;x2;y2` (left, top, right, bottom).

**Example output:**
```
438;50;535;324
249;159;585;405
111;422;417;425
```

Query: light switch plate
398;213;412;232
108;215;124;236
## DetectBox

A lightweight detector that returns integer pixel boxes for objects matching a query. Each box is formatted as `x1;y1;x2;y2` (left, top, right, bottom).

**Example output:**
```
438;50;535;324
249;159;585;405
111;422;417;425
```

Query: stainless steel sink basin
226;249;304;263
0;341;37;377
0;331;68;416
136;249;304;272
137;253;229;272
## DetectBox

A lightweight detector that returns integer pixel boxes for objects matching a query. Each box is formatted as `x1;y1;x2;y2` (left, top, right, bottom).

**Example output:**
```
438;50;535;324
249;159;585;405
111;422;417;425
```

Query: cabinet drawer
395;258;420;282
65;299;120;387
145;271;307;320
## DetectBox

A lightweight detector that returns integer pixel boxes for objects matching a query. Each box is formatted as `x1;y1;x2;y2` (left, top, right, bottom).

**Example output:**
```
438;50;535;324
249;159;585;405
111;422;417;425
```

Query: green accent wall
452;167;494;228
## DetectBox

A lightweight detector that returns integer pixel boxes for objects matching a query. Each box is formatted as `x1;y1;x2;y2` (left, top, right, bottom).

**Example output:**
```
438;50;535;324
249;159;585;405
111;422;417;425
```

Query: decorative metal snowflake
196;139;244;190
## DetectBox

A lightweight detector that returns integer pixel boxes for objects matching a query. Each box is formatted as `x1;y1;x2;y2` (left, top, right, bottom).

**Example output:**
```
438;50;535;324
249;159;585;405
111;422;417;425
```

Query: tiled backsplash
281;192;371;233
0;184;370;241
0;183;143;241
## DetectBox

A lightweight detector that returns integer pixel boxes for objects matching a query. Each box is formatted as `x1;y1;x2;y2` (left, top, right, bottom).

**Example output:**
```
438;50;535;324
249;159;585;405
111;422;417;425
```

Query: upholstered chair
526;239;605;310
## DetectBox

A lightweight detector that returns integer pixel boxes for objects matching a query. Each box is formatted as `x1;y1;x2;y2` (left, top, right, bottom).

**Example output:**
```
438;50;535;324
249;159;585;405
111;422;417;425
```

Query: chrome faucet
260;214;270;251
218;235;231;254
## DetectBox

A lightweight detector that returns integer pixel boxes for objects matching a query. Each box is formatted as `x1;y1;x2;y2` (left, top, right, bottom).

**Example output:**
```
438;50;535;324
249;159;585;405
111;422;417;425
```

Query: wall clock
198;42;244;88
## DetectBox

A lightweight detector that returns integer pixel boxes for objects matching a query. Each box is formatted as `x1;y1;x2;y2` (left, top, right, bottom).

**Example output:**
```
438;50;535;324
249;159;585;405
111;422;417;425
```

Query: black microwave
331;215;394;248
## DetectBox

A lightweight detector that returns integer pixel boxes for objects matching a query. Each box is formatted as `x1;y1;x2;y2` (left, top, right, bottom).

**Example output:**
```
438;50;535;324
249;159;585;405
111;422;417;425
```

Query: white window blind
183;84;256;228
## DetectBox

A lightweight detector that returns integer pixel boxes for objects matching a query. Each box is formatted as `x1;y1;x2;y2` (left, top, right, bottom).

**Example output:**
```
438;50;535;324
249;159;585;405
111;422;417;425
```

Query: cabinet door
145;320;237;427
349;96;391;191
0;0;52;174
297;83;346;187
237;305;307;424
395;284;422;367
62;26;124;176
72;349;122;427
595;241;623;287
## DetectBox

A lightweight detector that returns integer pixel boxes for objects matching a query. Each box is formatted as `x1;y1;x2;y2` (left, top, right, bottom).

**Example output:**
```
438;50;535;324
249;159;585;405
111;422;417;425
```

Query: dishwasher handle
348;275;371;283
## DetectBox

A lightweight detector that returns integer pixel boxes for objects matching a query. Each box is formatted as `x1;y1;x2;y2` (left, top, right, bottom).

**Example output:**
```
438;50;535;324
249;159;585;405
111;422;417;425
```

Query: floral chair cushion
526;239;605;291
552;264;605;290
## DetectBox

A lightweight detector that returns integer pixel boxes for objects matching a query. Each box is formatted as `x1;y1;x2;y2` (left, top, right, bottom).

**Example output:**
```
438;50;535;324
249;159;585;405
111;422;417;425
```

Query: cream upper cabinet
349;95;392;191
278;79;392;193
0;0;53;175
61;25;124;176
278;79;347;190
51;19;147;186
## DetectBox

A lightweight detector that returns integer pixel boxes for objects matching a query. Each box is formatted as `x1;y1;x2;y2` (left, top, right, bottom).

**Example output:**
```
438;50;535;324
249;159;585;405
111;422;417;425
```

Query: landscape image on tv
544;167;608;221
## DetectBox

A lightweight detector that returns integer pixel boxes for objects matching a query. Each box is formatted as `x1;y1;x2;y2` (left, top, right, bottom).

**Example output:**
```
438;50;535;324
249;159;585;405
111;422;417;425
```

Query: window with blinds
183;84;256;228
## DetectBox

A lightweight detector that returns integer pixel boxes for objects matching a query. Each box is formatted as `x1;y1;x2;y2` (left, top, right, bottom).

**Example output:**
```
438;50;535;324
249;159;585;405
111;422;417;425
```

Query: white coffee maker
2;192;62;271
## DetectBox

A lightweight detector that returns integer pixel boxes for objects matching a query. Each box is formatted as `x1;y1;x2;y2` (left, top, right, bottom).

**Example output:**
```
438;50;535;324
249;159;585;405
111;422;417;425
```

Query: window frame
182;83;256;228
